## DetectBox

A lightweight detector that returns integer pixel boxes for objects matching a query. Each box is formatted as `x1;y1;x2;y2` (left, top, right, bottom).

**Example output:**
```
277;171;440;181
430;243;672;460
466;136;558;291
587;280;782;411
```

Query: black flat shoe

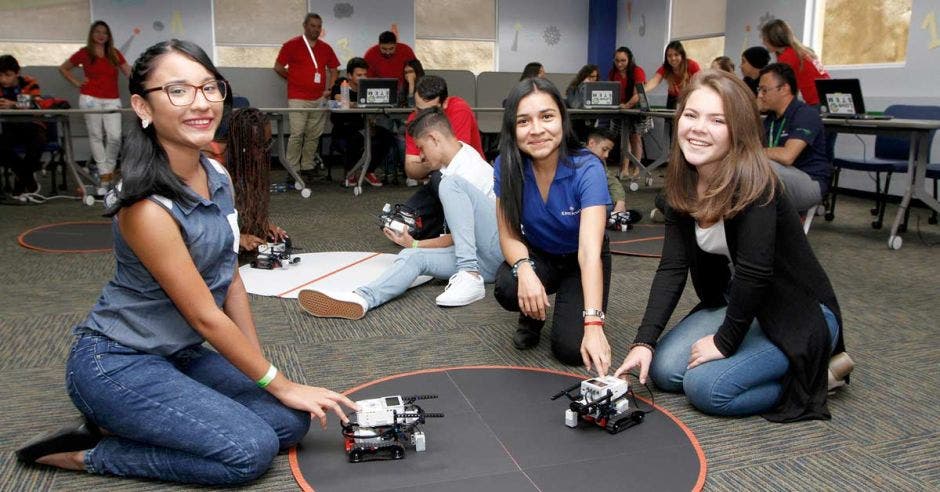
16;416;102;464
512;315;544;350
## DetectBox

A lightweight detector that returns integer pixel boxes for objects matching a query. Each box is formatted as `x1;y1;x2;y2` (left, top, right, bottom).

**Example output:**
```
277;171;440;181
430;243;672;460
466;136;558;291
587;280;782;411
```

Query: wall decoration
543;25;561;46
512;22;522;51
92;0;213;63
334;2;353;19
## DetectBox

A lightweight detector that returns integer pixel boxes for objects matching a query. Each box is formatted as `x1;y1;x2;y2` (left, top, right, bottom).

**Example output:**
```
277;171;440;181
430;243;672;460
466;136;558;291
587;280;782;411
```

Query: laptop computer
357;78;398;108
581;81;620;109
634;83;674;113
815;79;892;120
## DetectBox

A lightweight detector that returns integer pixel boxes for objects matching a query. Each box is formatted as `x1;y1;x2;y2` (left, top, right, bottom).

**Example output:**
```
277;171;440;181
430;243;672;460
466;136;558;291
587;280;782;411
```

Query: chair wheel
824;213;834;221
871;221;882;229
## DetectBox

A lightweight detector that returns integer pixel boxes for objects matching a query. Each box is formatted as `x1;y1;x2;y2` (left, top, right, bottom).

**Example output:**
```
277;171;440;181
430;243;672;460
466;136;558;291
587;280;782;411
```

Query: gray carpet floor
1;173;938;491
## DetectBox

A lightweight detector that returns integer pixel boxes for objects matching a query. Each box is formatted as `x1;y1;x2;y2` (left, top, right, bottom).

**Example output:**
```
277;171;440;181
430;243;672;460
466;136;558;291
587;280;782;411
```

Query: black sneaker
512;314;544;350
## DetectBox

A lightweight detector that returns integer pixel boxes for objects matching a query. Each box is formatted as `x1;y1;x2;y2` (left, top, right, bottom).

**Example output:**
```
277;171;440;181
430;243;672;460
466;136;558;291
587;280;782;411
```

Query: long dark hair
498;78;583;236
608;46;638;100
86;20;121;66
661;41;690;88
106;39;226;216
568;64;599;92
226;108;271;239
520;62;543;81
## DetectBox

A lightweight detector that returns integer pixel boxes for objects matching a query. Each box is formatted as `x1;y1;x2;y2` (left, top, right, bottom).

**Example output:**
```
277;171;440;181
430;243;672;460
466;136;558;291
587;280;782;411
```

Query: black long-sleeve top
634;189;845;422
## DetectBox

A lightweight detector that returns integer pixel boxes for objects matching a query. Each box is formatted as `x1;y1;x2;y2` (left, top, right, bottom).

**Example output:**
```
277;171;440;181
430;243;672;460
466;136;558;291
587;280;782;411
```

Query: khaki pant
287;98;327;172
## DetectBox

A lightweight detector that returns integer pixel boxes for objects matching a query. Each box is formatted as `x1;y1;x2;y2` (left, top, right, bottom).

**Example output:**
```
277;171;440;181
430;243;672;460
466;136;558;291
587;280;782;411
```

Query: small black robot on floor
250;237;301;269
341;394;444;463
607;209;643;232
551;375;645;434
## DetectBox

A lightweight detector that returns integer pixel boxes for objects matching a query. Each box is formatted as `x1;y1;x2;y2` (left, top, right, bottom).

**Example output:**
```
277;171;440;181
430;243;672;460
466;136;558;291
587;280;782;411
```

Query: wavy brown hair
86;21;121;66
761;19;818;69
661;41;691;90
665;69;776;223
226;108;271;239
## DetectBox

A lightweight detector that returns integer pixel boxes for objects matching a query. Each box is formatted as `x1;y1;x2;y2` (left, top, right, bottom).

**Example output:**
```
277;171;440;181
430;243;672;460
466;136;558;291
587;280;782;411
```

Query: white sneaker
406;178;419;187
298;290;368;320
435;271;485;307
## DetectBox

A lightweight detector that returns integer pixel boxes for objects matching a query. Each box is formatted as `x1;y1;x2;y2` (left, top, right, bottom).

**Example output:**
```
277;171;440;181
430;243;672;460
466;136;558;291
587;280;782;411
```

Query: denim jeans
66;333;309;485
357;175;503;309
649;304;840;416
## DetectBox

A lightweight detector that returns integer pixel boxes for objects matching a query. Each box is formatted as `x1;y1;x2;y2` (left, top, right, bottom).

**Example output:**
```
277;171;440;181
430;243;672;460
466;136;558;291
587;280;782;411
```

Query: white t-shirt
440;142;495;200
695;219;731;262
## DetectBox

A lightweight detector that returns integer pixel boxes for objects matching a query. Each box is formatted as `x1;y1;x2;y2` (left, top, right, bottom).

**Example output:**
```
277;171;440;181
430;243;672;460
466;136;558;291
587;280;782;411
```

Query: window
414;0;496;74
0;0;88;66
670;0;727;68
812;0;912;66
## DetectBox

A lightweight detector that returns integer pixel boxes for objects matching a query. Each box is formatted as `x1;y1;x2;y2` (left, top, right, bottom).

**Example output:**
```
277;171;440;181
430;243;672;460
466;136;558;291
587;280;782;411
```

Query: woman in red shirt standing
59;21;131;195
608;46;646;176
761;19;830;106
644;41;701;109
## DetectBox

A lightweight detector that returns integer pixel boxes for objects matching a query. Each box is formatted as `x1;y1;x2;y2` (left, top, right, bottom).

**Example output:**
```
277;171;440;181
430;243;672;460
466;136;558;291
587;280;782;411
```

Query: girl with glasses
18;40;356;485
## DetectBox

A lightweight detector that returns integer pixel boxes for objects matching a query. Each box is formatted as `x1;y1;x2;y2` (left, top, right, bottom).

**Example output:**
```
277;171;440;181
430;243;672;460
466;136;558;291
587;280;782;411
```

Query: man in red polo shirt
404;75;483;179
274;13;339;180
363;31;415;85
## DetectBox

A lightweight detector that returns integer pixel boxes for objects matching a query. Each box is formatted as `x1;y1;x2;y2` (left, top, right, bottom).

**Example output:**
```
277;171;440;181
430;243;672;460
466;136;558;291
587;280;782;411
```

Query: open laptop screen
582;81;620;109
357;78;398;108
815;79;865;116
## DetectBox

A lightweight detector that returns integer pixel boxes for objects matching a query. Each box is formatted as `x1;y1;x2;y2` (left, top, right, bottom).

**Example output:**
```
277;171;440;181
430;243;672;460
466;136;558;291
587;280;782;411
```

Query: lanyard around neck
769;117;787;148
301;35;319;69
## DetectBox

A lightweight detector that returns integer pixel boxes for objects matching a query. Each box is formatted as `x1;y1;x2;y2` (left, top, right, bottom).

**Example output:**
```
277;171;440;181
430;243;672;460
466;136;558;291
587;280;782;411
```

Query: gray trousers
773;162;823;212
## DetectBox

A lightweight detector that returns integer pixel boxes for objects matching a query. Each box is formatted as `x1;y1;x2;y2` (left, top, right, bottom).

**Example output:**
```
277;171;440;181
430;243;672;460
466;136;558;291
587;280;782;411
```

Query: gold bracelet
630;342;655;354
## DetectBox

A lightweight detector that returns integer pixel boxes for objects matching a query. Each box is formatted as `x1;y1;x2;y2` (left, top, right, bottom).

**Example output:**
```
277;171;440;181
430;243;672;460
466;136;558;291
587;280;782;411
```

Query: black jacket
635;189;845;422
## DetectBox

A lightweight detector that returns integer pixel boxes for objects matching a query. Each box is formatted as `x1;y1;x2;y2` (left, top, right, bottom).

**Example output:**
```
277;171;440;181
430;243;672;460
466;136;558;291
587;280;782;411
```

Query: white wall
616;0;671;105
497;0;589;73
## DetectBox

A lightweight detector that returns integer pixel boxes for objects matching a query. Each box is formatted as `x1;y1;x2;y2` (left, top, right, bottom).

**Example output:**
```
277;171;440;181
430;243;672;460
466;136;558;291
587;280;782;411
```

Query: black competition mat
291;366;705;492
17;221;113;253
609;224;665;258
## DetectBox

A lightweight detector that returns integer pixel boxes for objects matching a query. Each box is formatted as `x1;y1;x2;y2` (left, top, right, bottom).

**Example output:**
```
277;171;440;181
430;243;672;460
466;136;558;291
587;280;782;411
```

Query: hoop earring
141;119;150;129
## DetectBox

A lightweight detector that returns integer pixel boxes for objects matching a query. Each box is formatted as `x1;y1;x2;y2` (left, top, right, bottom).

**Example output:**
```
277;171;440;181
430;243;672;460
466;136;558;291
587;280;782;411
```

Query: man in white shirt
300;107;503;318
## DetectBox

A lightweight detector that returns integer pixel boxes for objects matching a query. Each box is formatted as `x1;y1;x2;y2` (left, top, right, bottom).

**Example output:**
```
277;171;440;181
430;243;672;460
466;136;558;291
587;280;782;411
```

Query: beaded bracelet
629;342;656;354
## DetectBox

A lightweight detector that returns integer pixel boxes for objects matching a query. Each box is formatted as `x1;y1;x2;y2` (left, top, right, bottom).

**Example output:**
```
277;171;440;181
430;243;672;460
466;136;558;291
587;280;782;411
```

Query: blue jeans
66;333;309;485
649;304;840;416
357;176;503;309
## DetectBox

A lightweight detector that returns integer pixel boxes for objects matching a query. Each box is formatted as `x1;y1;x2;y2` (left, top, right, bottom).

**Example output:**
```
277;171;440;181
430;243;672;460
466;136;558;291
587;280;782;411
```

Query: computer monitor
815;79;867;116
581;81;620;109
357;78;398;108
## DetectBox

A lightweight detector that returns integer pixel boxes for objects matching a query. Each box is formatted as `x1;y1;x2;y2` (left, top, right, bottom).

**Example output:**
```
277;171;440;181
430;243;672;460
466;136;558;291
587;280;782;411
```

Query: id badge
314;72;321;84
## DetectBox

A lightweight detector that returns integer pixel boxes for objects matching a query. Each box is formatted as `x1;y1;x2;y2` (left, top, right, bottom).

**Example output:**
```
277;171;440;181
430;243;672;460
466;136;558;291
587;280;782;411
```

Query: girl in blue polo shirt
493;77;613;376
17;40;356;485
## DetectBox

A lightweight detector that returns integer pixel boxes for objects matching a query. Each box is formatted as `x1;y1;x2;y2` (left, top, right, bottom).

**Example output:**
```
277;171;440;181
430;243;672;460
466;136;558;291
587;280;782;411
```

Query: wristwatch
582;308;605;320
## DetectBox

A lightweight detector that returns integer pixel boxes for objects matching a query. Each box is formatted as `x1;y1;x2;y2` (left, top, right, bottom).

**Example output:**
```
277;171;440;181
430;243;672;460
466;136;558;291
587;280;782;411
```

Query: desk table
822;117;940;249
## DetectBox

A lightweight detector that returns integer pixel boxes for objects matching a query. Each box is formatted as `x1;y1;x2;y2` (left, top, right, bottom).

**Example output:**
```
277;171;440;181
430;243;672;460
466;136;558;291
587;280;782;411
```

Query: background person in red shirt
608;46;647;176
761;19;830;107
363;31;415;85
274;13;339;181
644;40;701;109
59;21;131;195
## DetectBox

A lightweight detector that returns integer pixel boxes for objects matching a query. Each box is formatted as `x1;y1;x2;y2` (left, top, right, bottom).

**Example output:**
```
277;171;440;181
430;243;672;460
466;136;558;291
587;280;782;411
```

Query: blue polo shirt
764;98;832;194
494;149;610;255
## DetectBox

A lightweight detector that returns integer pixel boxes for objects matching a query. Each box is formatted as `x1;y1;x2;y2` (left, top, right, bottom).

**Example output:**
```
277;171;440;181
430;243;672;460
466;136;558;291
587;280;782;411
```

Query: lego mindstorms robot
341;394;444;463
551;375;649;435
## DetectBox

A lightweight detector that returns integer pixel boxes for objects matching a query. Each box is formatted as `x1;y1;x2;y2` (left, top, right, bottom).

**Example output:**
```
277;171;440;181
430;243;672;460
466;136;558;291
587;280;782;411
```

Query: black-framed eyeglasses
757;84;784;95
143;80;228;106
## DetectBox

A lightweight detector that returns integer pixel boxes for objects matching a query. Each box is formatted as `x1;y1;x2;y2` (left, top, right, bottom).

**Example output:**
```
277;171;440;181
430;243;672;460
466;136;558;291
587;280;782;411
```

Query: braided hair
226;108;271;239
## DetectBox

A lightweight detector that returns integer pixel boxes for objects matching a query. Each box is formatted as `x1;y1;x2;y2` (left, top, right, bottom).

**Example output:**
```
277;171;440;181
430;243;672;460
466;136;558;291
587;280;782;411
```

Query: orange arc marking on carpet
609;235;665;245
17;220;113;254
275;252;383;298
289;365;706;492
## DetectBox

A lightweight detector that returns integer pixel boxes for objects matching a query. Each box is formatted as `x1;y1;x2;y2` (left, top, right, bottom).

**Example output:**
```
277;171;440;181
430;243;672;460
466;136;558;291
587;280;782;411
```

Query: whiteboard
90;0;215;65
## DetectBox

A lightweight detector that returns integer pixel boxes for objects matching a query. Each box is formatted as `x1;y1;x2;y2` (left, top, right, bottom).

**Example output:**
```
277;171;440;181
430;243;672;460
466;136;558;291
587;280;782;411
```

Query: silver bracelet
511;258;535;278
